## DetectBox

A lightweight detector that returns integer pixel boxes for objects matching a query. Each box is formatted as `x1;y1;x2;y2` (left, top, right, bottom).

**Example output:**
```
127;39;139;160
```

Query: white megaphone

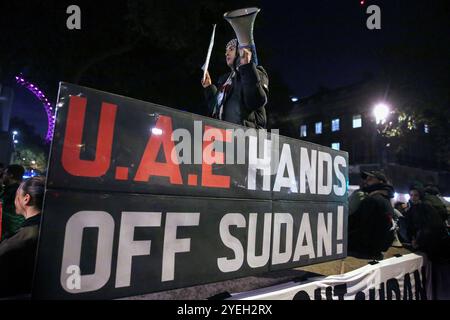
223;7;260;65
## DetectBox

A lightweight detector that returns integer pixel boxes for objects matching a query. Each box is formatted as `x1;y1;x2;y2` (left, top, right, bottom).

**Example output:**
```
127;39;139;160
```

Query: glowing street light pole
10;130;19;163
373;103;390;168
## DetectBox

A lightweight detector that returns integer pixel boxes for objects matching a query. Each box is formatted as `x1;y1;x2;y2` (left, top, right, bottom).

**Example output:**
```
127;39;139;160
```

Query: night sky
260;0;389;96
4;0;448;137
11;83;49;138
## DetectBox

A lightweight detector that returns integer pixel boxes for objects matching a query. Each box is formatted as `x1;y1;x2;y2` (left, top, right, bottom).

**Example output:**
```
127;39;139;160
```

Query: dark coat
423;193;448;224
0;183;25;240
405;202;449;262
348;183;395;257
0;214;41;298
204;63;269;129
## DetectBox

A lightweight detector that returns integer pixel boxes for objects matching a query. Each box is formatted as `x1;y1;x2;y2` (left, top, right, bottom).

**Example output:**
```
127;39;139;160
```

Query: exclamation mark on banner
336;206;344;254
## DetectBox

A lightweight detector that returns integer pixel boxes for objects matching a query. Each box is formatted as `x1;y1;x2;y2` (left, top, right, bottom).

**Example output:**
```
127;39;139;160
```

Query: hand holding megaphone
239;47;252;66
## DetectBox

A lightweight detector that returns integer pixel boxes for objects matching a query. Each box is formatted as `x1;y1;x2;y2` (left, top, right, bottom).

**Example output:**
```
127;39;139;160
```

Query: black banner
34;191;346;299
33;83;349;299
46;83;348;202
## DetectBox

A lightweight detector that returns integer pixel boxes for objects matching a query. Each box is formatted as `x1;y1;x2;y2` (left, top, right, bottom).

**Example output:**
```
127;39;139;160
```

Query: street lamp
12;130;19;146
10;130;20;163
373;103;389;124
372;102;390;169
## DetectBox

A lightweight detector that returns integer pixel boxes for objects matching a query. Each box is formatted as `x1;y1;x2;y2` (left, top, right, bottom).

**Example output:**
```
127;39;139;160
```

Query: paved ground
300;246;412;276
124;246;413;300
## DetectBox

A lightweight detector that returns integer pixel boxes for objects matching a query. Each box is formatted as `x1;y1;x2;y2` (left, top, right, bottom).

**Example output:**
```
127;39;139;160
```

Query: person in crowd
348;170;396;260
405;184;449;263
0;164;25;241
394;201;410;243
394;201;407;216
201;38;269;128
423;183;449;225
0;176;45;298
348;179;367;216
391;205;404;248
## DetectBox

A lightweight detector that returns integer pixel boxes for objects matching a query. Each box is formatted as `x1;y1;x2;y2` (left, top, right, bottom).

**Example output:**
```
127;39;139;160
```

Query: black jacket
348;183;395;256
204;63;269;128
0;183;25;240
423;192;448;224
405;202;449;262
0;214;41;298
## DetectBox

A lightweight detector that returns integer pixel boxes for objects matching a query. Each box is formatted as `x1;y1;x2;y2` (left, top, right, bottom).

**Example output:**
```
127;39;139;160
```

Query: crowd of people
348;170;450;263
0;164;44;298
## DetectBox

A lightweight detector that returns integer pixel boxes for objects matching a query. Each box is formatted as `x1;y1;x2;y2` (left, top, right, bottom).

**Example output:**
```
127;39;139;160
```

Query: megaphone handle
238;44;258;66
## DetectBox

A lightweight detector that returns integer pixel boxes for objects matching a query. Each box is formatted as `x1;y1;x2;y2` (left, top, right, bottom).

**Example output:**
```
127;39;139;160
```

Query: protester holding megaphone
201;7;269;129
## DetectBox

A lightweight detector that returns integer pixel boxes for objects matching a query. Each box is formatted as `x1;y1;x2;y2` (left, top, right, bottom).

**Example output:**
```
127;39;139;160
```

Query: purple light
15;74;55;143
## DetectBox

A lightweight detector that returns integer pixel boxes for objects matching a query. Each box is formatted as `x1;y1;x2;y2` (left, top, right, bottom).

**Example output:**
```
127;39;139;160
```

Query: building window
331;118;340;132
331;142;340;150
424;124;429;133
352;114;362;128
315;122;322;134
300;125;307;137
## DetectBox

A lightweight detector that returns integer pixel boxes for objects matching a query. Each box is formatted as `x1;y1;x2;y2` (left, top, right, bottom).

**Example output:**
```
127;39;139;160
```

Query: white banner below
229;253;432;300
